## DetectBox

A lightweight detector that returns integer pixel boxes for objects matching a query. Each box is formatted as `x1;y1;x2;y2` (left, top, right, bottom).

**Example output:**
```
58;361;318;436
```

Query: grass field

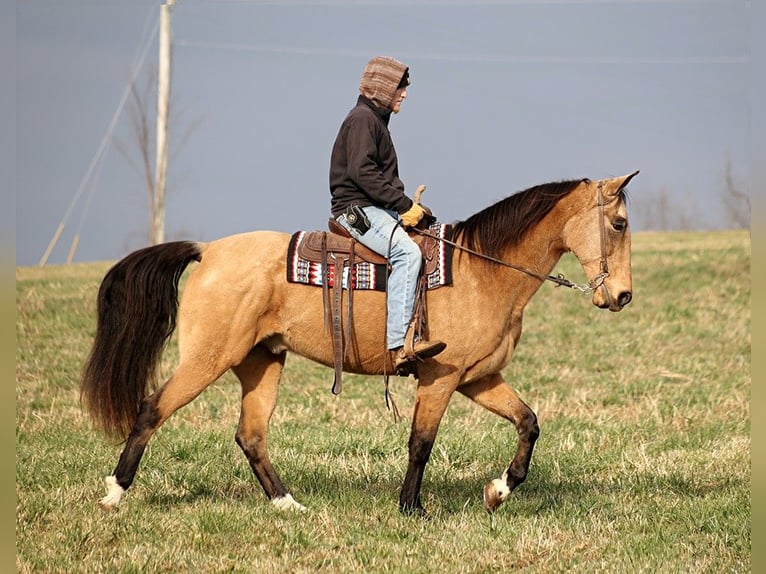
16;230;750;573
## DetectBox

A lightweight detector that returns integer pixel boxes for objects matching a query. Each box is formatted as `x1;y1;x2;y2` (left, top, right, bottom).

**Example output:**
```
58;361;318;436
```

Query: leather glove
400;203;426;228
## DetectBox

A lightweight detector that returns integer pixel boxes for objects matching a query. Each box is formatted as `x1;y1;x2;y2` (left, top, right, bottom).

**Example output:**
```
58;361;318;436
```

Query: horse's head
563;171;639;312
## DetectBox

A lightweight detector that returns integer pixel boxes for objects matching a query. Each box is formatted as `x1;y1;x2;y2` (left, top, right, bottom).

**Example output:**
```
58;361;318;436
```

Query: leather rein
411;181;611;295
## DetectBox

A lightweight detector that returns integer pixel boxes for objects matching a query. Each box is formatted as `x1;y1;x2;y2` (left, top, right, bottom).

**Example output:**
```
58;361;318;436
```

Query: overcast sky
15;0;760;266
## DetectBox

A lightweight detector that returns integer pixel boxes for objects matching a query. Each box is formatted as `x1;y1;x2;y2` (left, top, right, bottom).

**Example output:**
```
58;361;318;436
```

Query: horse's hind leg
457;373;540;513
231;345;305;511
100;361;229;509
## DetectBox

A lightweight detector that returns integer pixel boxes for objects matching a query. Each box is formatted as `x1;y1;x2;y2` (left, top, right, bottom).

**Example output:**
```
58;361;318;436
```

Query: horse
81;170;638;515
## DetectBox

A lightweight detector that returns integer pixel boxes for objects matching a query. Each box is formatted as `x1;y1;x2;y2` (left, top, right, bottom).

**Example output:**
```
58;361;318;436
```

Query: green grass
16;230;750;573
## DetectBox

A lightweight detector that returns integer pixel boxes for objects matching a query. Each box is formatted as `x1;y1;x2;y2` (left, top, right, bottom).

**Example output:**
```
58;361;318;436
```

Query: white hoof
483;476;510;513
99;475;125;510
271;493;307;512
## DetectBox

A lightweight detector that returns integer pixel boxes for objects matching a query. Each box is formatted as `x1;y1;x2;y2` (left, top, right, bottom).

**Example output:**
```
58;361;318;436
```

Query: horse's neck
495;222;566;307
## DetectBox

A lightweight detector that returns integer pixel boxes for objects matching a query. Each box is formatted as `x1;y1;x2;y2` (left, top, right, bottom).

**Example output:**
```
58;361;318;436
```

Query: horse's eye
612;218;627;232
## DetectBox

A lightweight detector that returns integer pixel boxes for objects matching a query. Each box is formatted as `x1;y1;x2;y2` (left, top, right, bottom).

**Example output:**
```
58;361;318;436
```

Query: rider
329;56;446;374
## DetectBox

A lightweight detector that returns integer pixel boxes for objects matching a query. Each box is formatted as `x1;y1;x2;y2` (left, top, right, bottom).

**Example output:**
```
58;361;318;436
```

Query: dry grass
16;231;750;573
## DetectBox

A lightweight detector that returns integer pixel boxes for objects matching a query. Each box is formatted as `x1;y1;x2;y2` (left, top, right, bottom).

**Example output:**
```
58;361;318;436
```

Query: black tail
81;241;202;439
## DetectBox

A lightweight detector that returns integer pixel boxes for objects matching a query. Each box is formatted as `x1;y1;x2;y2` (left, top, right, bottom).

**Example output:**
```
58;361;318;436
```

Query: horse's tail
81;241;202;440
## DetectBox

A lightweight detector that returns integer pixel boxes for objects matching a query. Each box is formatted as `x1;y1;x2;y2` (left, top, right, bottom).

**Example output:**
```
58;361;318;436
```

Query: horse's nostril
618;291;632;307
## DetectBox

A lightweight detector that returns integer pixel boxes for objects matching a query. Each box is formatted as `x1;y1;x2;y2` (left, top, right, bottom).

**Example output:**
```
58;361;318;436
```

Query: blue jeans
336;205;422;350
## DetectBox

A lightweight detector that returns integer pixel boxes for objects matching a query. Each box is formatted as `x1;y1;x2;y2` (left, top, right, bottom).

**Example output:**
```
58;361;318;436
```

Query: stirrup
402;321;446;362
390;347;415;376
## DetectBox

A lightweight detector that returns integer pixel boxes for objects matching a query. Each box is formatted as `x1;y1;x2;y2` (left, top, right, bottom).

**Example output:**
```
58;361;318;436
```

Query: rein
411;181;611;295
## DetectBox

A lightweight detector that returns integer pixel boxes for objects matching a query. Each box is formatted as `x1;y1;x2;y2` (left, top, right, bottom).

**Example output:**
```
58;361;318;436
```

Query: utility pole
153;0;175;245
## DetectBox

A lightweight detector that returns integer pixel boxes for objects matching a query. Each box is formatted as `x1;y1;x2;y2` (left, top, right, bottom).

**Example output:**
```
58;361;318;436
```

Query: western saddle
295;217;439;395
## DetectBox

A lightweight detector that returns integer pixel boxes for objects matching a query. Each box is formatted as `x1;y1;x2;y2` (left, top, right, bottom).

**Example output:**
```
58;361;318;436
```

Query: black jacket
329;95;413;218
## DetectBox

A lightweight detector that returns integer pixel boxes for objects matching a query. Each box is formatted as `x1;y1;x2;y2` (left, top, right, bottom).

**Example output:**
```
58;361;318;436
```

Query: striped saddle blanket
286;222;454;291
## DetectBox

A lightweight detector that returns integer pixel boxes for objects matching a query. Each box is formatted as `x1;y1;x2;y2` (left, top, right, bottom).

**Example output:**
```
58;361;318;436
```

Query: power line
180;0;739;5
39;7;159;266
68;143;109;264
175;39;749;65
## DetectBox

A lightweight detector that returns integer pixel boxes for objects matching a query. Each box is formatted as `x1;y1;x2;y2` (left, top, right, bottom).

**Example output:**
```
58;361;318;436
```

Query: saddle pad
286;223;453;291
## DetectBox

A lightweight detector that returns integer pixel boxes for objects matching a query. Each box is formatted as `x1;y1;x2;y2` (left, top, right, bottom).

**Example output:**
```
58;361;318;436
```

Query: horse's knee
235;430;265;459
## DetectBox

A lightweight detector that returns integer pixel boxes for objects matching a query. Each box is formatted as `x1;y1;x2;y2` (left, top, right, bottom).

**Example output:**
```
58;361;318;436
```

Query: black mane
452;179;590;258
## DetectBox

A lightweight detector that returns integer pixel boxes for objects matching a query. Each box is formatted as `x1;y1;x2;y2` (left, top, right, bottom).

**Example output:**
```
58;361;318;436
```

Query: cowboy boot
390;339;446;375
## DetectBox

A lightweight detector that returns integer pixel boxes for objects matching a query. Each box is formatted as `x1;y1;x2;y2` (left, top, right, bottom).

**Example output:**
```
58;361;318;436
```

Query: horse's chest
492;315;524;367
495;334;518;368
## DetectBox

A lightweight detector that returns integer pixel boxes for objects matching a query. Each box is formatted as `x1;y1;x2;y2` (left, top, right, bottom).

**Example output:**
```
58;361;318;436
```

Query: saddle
296;219;441;276
299;217;440;395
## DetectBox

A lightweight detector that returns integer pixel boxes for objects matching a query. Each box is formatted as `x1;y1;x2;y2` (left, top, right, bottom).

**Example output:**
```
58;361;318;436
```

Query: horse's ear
601;170;639;197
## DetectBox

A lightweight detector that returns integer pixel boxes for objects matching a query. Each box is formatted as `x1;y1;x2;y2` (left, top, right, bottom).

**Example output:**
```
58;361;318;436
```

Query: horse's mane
451;178;590;258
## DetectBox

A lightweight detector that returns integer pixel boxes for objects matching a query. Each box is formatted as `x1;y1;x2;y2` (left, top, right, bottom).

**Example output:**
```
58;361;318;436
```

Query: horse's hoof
271;493;307;512
99;475;124;510
483;478;510;513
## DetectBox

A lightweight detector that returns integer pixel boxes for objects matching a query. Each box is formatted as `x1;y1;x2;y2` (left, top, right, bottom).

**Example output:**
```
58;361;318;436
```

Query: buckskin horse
81;171;638;515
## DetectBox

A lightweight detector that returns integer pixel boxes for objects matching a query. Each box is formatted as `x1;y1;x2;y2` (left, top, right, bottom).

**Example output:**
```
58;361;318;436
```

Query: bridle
412;180;613;295
591;180;611;292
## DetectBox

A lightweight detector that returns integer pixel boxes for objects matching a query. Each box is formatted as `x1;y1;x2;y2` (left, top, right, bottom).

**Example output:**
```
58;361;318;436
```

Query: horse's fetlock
506;461;530;488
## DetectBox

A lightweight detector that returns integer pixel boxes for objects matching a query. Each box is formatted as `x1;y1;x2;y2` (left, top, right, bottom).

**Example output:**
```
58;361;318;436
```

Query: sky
15;0;760;267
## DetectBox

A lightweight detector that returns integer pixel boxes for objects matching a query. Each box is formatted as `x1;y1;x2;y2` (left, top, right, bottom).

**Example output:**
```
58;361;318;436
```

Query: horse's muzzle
595;289;632;312
617;291;633;308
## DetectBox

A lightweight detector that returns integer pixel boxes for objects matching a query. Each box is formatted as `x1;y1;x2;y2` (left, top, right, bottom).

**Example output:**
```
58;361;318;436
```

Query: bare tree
115;75;156;240
114;70;200;244
634;185;697;231
721;157;750;229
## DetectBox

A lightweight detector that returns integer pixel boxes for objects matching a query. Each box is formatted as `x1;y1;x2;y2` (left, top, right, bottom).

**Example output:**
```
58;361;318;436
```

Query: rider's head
359;56;410;113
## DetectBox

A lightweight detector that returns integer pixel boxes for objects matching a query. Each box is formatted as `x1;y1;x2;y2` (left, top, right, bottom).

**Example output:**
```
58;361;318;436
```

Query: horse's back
195;230;290;276
204;229;291;257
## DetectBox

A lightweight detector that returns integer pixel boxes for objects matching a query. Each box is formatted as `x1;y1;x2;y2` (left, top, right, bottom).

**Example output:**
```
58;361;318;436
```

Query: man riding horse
329;56;446;375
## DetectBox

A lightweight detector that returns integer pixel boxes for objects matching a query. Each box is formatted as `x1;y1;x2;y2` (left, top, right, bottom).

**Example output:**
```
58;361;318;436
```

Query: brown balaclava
359;56;410;110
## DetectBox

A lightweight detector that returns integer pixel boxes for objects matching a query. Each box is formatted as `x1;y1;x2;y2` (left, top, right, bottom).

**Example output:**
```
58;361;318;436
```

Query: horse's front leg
399;376;456;515
458;373;540;513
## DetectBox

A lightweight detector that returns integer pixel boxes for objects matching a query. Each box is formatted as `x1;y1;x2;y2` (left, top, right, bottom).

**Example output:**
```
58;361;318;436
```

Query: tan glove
400;203;426;228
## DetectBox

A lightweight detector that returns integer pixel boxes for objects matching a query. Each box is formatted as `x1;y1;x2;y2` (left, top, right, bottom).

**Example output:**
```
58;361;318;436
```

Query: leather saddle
303;217;439;395
296;218;440;277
